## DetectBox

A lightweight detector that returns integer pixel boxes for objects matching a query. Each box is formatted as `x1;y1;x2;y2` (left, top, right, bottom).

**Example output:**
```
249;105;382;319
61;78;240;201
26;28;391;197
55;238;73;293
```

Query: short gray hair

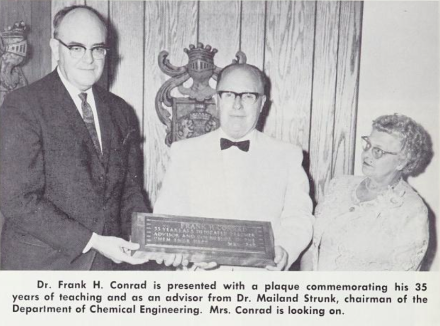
372;113;433;176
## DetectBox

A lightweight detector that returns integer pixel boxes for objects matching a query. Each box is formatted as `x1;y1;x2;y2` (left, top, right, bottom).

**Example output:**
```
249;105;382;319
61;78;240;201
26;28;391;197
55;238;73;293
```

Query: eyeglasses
217;91;262;105
55;38;109;60
361;136;401;159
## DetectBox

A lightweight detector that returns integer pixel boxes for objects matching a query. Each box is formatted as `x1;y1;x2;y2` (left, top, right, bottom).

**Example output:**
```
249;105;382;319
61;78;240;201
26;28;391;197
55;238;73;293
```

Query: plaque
131;213;275;267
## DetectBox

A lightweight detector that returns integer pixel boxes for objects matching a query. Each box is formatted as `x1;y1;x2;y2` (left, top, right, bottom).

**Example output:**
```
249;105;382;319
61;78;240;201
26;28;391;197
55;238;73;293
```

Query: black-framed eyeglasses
55;38;109;60
361;136;401;159
217;91;262;105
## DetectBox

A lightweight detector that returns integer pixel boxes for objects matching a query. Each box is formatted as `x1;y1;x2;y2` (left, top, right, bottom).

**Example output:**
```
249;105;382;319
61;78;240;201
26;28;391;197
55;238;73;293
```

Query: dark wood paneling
143;1;198;204
241;0;266;69
309;1;341;201
199;1;241;68
264;1;316;148
332;1;363;177
0;0;31;26
0;0;51;84
28;0;52;82
108;1;144;122
86;0;108;19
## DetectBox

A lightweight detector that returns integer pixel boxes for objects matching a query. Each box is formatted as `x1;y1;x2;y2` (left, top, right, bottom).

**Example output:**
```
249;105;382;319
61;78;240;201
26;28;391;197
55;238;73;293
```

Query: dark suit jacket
0;70;148;270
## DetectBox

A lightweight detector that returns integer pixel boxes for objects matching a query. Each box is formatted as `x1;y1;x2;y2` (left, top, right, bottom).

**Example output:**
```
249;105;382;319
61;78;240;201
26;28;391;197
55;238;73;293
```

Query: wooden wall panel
332;1;363;177
309;1;341;201
0;0;51;84
0;0;31;27
28;1;52;82
264;1;316;148
240;1;265;69
143;1;198;205
86;0;108;19
108;1;144;124
199;1;241;68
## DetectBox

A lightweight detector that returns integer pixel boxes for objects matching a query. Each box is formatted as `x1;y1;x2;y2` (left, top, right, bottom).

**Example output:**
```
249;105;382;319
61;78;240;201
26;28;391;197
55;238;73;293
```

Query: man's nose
82;49;94;64
232;95;243;109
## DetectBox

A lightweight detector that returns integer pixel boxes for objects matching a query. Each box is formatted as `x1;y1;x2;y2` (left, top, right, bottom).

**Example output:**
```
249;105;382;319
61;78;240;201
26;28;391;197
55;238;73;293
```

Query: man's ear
260;95;267;113
49;38;60;62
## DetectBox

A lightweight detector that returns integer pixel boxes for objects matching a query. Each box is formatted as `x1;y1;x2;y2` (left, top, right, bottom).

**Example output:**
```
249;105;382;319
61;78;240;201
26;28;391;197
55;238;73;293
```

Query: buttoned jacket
0;70;148;270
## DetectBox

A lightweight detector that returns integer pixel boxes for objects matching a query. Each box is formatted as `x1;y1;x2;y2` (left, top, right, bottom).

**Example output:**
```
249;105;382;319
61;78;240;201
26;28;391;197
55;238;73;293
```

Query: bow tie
220;138;250;152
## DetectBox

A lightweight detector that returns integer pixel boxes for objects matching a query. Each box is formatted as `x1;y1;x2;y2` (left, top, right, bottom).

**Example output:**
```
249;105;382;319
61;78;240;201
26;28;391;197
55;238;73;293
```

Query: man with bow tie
154;63;313;271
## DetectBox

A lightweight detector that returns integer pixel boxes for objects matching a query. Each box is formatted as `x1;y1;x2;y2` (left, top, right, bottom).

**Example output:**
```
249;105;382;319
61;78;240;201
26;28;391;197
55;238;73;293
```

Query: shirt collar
57;67;93;100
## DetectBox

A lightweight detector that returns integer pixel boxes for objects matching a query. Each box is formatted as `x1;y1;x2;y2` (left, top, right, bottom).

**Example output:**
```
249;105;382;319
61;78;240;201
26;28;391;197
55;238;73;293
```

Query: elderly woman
303;114;433;271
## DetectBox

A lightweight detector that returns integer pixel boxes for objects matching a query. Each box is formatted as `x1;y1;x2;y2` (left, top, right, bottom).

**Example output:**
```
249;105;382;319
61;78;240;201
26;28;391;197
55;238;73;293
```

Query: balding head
53;5;107;39
216;63;266;94
216;64;267;139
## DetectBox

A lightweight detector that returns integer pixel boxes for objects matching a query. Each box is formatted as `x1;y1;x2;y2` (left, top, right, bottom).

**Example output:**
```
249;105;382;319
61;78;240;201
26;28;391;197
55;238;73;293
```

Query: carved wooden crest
0;21;28;106
156;42;246;146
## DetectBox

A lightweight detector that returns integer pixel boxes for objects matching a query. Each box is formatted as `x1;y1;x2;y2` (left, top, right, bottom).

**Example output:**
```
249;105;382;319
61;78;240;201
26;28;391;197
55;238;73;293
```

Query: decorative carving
156;42;247;146
0;21;28;106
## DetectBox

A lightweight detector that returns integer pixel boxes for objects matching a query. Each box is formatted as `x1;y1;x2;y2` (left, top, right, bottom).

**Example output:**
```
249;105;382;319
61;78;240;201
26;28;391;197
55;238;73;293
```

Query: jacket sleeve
117;101;150;240
0;92;92;261
272;146;314;268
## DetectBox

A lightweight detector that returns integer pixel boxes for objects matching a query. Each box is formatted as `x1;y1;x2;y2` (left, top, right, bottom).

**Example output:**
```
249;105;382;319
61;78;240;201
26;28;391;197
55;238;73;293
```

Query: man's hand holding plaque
131;250;189;268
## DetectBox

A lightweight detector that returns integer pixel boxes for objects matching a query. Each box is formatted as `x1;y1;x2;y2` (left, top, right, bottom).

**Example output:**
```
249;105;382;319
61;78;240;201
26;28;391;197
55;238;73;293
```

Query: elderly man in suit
154;63;314;271
0;5;159;270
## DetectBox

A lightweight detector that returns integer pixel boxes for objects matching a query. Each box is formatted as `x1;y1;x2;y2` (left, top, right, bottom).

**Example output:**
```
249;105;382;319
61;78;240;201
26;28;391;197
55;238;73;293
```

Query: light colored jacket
154;129;313;269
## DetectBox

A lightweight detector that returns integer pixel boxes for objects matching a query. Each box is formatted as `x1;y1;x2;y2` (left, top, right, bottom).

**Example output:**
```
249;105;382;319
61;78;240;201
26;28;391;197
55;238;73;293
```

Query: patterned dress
312;176;429;271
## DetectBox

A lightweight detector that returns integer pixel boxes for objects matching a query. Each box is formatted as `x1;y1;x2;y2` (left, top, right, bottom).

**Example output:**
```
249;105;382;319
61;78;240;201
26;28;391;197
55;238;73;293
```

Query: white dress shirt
57;67;102;151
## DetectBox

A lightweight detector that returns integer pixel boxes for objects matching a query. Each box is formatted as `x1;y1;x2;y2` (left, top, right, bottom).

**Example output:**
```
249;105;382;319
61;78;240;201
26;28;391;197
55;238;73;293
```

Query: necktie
220;138;250;152
78;92;102;157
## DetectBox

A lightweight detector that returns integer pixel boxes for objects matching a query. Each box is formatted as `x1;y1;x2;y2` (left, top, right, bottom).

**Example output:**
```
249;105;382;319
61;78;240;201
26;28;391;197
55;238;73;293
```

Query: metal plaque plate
131;212;275;267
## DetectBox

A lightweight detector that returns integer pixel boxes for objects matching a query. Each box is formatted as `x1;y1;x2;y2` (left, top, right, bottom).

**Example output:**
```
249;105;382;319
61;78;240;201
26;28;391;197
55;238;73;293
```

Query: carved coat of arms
156;42;246;145
0;21;28;106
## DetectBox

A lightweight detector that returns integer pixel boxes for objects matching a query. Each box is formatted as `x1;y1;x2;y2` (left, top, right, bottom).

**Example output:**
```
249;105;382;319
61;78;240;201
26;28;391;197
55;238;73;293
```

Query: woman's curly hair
372;114;433;177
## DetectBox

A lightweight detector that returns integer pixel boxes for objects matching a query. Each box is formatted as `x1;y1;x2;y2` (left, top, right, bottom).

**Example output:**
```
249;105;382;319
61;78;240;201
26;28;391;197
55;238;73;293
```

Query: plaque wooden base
132;213;275;267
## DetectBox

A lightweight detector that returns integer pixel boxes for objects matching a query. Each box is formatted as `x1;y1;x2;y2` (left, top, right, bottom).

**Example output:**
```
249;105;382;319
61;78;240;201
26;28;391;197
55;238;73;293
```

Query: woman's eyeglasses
361;136;401;159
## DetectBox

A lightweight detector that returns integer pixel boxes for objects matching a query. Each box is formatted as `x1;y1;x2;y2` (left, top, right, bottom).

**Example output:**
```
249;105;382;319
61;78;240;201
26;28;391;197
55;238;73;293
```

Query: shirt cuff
82;232;98;253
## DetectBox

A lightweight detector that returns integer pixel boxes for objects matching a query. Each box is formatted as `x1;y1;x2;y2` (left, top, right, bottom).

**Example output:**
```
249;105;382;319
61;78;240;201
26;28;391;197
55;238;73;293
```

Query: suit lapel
92;87;127;200
48;71;104;168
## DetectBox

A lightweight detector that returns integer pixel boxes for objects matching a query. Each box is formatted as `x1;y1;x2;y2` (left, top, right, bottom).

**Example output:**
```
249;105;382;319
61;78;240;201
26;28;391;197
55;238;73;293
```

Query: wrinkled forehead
217;66;264;93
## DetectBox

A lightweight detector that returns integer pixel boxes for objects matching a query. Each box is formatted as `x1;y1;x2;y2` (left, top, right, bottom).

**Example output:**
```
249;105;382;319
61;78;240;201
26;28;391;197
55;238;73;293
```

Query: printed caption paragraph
9;277;433;318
